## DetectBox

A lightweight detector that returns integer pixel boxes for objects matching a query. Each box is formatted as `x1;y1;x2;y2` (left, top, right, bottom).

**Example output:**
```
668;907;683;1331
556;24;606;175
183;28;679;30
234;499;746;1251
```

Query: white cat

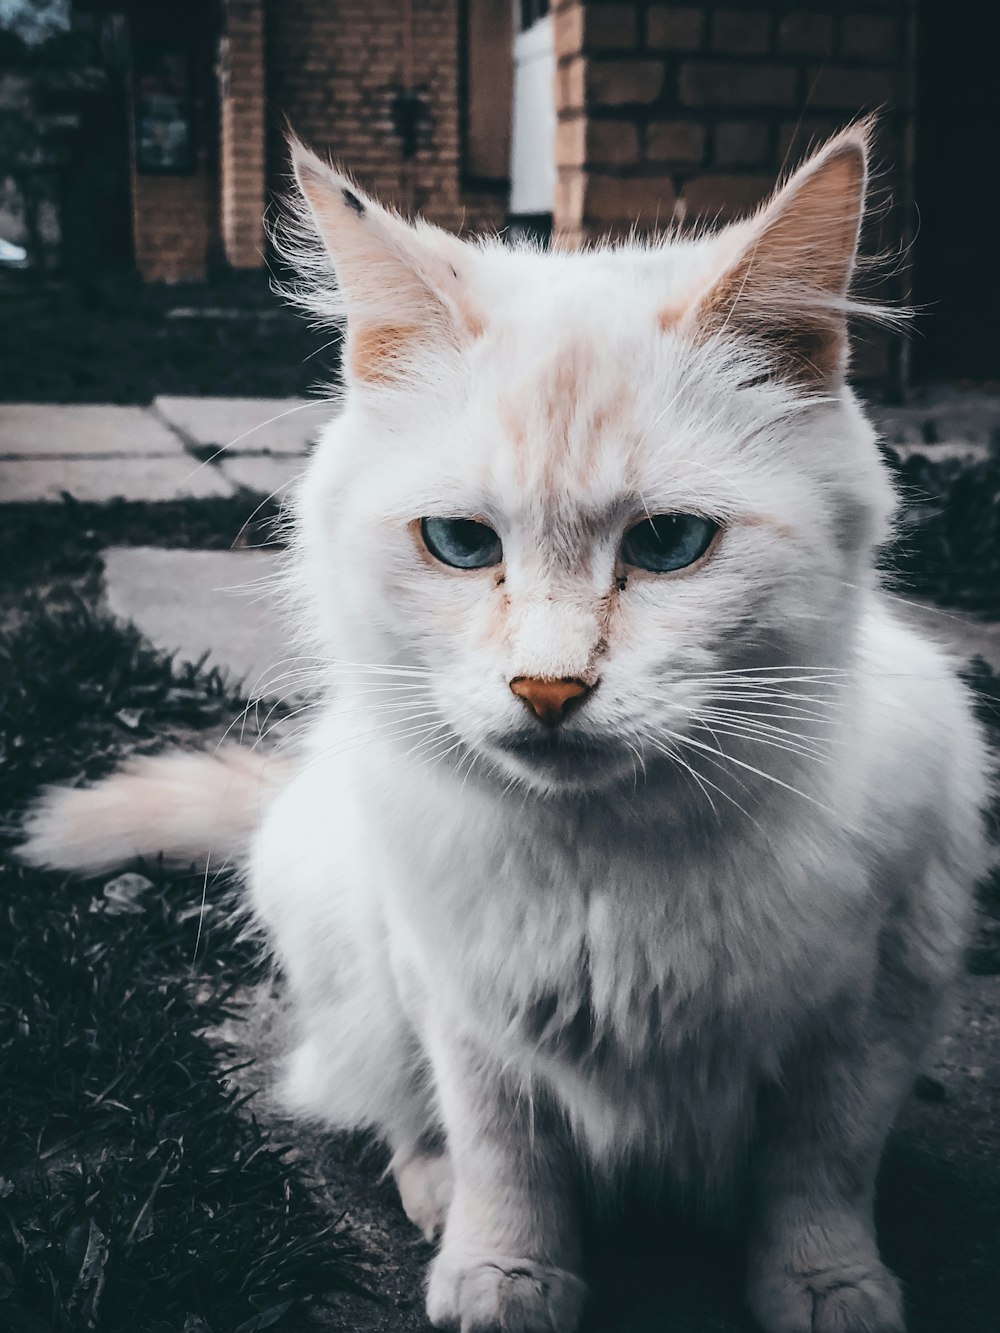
22;124;991;1333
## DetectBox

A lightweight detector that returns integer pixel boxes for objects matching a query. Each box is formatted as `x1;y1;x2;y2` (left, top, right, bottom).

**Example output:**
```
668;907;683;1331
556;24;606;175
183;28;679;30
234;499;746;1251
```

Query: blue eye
420;517;503;569
621;514;719;572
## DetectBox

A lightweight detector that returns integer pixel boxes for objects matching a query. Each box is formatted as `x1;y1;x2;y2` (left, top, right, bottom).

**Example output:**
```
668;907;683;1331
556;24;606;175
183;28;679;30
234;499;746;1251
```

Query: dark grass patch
0;273;340;404
882;447;1000;617
0;604;364;1332
0;497;285;604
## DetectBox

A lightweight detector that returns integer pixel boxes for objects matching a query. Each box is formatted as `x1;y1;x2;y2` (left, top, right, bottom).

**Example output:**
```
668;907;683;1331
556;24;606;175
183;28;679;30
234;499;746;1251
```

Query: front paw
426;1249;587;1333
748;1253;904;1333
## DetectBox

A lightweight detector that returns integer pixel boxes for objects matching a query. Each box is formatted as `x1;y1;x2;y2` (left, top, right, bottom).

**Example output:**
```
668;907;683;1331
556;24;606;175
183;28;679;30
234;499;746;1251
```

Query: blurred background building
0;1;994;393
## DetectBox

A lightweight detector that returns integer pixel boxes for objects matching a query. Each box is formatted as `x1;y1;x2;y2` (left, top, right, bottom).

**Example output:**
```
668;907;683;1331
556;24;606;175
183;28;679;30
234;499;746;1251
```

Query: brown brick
776;12;833;57
585;4;639;51
681;173;773;222
553;226;586;253
588;118;642;165
219;0;265;270
553;3;584;59
646;120;705;163
588;59;664;107
556;110;641;169
134;174;212;282
557;56;587;112
584;172;677;225
840;14;898;62
679;62;797;107
555;115;587;168
711;10;770;56
807;65;895;109
714;120;769;166
646;6;703;51
554;168;586;229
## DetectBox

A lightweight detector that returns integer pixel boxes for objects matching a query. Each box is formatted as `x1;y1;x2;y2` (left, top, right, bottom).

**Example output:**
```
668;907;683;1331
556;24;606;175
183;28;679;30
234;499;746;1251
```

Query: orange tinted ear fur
688;122;871;388
290;140;482;383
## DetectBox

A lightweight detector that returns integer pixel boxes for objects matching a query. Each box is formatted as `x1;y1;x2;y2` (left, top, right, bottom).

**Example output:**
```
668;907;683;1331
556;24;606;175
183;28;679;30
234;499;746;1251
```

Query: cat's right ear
288;140;483;383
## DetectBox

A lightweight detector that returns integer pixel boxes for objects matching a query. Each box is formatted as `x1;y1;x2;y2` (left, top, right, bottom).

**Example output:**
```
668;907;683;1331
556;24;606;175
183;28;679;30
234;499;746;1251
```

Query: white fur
23;134;991;1333
21;746;292;875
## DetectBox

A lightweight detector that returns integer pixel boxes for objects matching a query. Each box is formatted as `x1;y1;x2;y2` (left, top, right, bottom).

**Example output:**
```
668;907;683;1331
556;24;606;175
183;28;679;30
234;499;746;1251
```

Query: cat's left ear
289;140;483;383
685;122;872;389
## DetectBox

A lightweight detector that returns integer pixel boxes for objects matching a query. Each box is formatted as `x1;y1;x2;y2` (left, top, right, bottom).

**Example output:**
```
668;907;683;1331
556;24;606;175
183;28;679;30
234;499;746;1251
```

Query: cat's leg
746;992;938;1333
747;862;968;1333
249;778;452;1238
283;1009;452;1239
393;1135;455;1243
277;942;454;1239
423;1025;587;1333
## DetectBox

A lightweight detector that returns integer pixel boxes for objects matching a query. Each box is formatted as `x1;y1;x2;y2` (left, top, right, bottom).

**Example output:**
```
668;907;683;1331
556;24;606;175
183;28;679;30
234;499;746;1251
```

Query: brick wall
132;173;215;284
264;0;508;234
129;1;220;285
553;0;914;384
220;0;266;269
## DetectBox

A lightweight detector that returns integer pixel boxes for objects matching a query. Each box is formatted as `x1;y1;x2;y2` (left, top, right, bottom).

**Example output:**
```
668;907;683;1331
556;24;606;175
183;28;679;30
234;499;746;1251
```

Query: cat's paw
426;1250;587;1332
748;1255;904;1333
393;1149;454;1242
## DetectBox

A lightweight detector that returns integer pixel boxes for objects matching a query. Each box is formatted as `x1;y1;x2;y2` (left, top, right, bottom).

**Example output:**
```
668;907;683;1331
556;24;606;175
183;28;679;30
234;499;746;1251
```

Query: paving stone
890;441;990;464
0;456;233;503
102;547;289;695
220;453;310;499
154;395;333;455
0;403;184;457
868;389;1000;452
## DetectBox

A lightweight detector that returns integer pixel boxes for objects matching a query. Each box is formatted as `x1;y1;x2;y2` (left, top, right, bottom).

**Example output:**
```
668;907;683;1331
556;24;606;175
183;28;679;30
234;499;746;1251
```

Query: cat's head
285;125;898;798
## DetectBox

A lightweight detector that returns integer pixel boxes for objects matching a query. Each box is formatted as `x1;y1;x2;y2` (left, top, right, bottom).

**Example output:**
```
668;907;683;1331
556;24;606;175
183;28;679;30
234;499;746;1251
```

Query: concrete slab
0;455;233;503
102;547;289;696
867;389;1000;452
0;403;184;457
154;396;333;455
220;454;309;498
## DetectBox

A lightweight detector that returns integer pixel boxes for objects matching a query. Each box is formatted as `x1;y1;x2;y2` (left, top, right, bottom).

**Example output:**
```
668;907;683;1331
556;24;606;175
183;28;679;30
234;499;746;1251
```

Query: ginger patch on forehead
544;343;596;454
502;342;633;491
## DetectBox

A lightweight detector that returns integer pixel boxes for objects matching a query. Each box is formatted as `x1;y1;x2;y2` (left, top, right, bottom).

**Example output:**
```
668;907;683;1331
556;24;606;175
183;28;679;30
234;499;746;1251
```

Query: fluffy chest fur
340;736;880;1173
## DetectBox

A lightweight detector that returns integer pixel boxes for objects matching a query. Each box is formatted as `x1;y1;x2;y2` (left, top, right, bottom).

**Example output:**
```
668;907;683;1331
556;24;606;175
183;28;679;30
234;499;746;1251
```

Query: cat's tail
18;745;295;876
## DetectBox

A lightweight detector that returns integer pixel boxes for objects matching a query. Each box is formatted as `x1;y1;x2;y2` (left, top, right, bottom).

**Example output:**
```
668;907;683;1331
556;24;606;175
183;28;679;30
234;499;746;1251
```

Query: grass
0;497;285;605
884;447;1000;617
0;271;339;404
0;602;364;1332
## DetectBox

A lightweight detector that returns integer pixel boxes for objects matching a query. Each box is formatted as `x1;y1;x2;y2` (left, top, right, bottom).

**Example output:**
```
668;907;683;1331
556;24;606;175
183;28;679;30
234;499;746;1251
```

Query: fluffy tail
19;745;296;876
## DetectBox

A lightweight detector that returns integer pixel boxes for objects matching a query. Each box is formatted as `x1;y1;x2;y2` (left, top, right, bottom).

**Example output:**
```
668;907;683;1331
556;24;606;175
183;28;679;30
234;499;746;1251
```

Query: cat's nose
509;676;592;726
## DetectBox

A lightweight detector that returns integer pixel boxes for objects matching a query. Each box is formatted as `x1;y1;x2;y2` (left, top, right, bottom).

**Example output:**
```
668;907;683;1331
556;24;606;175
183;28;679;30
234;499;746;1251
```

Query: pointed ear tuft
284;139;482;384
687;121;876;389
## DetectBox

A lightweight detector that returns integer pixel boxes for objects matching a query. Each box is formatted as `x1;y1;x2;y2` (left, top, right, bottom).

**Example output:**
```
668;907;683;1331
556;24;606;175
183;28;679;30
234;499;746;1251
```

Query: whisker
656;725;835;814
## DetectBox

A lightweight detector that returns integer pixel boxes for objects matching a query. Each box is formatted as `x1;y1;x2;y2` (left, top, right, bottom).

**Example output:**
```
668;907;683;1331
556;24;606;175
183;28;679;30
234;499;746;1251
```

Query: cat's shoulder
858;592;979;709
853;592;990;837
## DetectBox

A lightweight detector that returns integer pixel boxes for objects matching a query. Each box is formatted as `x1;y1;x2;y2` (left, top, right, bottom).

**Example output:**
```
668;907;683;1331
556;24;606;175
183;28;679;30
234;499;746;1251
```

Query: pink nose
509;676;592;726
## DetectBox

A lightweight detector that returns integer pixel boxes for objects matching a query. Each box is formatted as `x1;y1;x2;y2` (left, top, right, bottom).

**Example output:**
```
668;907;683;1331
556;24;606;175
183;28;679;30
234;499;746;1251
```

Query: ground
0;393;998;1332
0;271;335;404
